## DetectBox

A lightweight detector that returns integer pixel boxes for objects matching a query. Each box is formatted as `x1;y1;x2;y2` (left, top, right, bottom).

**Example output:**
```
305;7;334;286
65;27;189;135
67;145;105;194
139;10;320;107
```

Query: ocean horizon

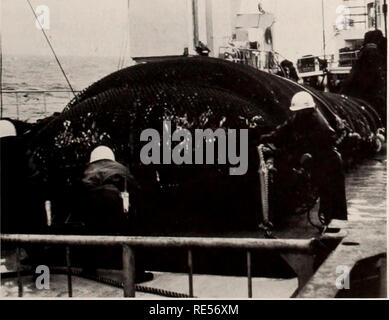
1;54;125;121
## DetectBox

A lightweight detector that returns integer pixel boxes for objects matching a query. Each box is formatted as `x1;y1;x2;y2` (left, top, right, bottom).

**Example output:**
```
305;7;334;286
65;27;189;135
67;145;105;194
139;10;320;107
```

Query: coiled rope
257;145;269;224
257;144;274;239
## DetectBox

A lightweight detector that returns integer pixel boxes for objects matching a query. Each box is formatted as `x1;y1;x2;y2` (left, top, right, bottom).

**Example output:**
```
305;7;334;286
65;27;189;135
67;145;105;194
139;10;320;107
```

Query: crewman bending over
73;146;152;282
80;145;133;235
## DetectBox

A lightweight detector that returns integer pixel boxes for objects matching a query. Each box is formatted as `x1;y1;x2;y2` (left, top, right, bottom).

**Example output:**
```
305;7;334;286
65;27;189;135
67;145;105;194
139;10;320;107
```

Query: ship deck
1;151;386;298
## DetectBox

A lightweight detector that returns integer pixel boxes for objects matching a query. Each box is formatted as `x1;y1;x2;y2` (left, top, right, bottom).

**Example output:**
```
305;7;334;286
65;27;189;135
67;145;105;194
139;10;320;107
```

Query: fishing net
64;57;301;123
28;58;383;232
31;84;273;231
64;56;382;140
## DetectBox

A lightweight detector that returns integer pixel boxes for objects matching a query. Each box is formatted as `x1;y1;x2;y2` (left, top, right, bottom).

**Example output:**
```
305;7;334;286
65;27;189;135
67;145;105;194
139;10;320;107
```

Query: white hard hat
290;91;316;112
89;145;115;163
0;120;17;138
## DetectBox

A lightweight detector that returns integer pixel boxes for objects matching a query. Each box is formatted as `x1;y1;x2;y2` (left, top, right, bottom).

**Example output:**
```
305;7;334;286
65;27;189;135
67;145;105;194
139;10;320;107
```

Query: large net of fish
28;57;382;231
64;56;382;138
31;84;270;231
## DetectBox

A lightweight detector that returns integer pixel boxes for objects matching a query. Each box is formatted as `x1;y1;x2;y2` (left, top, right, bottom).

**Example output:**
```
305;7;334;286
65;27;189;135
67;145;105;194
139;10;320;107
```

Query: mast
375;0;378;29
126;0;134;65
192;0;199;47
205;0;214;55
321;0;326;59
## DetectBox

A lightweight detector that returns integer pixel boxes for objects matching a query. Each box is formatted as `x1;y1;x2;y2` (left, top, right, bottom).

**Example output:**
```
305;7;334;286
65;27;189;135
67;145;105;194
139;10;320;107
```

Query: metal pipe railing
1;90;82;93
1;234;315;298
1;234;314;251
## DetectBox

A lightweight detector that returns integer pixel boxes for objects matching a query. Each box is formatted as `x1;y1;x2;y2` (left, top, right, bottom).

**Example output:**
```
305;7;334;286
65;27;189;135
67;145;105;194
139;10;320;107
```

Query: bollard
16;247;23;297
65;246;73;297
247;251;252;298
122;245;136;297
188;249;194;297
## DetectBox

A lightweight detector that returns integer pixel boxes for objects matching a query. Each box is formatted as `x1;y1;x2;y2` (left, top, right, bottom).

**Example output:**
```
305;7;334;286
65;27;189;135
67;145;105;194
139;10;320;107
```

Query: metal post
65;246;73;297
247;251;252;298
378;257;387;298
16;247;23;297
375;0;378;29
321;0;326;59
15;92;20;120
43;93;47;115
205;0;214;56
188;249;194;297
122;245;135;297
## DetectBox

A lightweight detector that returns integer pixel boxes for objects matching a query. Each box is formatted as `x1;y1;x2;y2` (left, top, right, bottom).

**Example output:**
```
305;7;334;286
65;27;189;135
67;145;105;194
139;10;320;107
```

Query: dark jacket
261;108;347;221
73;159;135;235
1;137;47;234
261;109;337;159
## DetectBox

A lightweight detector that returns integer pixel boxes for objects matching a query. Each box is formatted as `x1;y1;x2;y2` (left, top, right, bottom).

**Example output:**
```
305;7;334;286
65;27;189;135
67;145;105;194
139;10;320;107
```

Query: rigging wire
117;0;131;70
117;35;126;69
0;26;3;118
26;0;77;98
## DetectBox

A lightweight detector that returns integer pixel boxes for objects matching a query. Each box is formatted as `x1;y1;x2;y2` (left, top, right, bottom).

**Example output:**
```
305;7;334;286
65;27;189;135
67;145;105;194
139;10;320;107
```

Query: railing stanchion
15;92;20;120
16;247;23;297
247;251;252;298
43;93;47;115
65;246;73;297
122;245;135;297
188;249;194;297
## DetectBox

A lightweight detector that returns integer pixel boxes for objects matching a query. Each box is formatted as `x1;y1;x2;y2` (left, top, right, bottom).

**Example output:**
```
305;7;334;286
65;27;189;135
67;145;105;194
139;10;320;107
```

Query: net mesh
27;57;383;230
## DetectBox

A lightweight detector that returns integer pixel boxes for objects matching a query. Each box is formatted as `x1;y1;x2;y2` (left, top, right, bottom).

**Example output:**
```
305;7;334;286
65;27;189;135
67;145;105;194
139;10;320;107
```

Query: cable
117;0;131;70
26;0;77;98
0;25;3;118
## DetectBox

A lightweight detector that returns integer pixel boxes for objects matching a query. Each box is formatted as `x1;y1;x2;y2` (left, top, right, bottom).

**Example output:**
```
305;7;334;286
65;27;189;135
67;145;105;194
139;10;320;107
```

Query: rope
257;145;269;224
307;208;326;232
25;0;77;99
117;0;131;70
257;144;274;238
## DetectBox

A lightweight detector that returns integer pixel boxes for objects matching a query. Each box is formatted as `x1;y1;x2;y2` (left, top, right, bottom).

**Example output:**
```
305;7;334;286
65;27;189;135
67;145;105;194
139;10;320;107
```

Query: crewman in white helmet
72;145;152;282
0;119;17;138
78;145;132;235
260;91;348;225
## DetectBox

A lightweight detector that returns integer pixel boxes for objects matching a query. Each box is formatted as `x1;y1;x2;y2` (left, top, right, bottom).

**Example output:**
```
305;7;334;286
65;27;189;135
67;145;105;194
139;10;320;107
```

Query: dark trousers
312;149;348;222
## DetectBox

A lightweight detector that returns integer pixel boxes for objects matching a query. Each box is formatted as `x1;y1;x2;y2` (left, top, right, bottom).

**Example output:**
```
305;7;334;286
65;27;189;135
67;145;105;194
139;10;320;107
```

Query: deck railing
1;234;315;298
0;90;80;120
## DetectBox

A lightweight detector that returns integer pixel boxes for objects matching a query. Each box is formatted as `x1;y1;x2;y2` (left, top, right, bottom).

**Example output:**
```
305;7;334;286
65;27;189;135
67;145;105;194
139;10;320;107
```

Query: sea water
1;54;120;121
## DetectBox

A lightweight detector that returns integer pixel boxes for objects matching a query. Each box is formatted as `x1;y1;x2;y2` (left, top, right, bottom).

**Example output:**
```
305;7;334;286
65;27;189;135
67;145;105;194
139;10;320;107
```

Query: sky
1;0;343;61
263;0;340;61
1;0;129;57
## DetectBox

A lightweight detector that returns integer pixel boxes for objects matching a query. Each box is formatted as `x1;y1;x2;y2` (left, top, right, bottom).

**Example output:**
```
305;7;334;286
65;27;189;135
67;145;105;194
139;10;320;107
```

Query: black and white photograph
0;0;387;302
